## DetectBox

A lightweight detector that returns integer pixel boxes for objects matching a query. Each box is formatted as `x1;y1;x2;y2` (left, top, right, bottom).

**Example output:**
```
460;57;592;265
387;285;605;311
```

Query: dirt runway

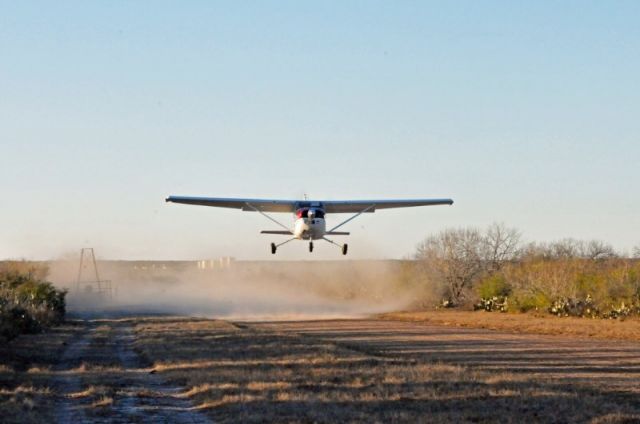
50;320;210;424
4;316;640;423
254;319;640;387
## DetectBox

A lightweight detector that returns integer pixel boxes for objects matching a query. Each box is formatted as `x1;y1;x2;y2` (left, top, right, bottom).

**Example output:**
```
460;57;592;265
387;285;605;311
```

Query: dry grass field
381;310;640;341
0;318;210;424
0;323;82;423
2;314;640;423
136;317;640;423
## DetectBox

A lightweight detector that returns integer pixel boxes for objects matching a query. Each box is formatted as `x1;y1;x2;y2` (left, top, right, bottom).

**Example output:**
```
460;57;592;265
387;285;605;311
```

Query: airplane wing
322;199;453;213
166;196;453;213
165;196;297;212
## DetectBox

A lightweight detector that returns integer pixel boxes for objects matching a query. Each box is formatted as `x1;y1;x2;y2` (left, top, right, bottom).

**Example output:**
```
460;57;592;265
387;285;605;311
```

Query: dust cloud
48;259;421;321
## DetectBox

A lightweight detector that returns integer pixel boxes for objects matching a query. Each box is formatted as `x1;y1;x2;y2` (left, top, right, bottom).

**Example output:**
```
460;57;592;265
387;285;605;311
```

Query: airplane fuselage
293;207;326;240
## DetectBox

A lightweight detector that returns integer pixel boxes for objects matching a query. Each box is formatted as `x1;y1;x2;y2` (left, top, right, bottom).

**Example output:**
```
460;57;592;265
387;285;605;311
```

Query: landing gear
309;241;314;252
322;237;348;255
271;243;276;255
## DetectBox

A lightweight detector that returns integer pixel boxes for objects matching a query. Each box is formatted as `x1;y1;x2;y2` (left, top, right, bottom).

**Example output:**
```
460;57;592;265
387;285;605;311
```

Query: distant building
197;257;235;270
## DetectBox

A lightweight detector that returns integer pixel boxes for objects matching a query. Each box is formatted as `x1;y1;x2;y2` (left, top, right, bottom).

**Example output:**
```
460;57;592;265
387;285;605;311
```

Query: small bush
477;275;512;299
512;292;551;312
0;263;66;342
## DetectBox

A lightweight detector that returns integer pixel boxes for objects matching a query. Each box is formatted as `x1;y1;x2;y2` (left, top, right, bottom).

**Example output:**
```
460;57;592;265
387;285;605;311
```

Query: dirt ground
2;315;640;423
0;318;210;424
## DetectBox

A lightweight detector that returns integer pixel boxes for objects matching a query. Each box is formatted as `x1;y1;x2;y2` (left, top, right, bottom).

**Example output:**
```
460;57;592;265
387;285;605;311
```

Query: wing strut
275;237;296;248
322;237;348;255
271;237;297;254
328;204;375;233
244;202;293;235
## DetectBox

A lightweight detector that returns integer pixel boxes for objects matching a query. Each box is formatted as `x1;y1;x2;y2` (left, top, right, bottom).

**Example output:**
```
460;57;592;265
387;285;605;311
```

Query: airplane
165;196;453;255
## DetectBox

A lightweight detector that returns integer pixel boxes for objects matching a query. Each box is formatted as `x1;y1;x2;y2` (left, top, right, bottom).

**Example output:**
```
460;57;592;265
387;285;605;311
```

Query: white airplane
165;196;453;255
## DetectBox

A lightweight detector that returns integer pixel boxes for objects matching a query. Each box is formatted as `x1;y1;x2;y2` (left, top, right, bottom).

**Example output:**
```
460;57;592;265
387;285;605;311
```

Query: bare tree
632;245;640;259
415;228;485;304
582;240;617;260
548;238;583;259
483;222;521;272
530;239;616;260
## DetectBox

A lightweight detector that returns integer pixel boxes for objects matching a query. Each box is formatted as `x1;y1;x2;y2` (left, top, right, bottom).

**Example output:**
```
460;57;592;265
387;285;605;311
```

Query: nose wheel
309;241;314;252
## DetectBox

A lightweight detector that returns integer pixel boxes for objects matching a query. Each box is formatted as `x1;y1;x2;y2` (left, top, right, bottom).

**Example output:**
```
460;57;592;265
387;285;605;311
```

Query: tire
271;243;276;254
342;244;348;255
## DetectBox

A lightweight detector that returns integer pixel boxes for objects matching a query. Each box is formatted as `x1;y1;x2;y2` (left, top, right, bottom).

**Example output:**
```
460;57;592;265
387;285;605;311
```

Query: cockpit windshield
296;208;325;219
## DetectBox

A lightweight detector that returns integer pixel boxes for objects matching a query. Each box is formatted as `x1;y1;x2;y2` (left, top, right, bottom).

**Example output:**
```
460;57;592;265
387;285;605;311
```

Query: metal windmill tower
75;248;113;299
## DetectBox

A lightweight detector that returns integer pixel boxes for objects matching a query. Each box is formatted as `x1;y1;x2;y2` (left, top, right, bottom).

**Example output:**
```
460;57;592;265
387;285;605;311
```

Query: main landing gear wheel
271;243;276;255
309;241;314;252
342;244;348;255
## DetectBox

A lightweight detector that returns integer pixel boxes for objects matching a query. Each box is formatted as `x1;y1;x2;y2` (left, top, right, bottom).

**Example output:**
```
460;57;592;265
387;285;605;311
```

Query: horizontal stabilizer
260;230;293;235
325;231;350;236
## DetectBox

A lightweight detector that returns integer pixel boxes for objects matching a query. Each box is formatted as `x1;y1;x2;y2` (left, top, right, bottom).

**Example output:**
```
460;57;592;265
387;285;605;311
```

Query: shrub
0;262;66;342
477;274;512;299
512;292;551;312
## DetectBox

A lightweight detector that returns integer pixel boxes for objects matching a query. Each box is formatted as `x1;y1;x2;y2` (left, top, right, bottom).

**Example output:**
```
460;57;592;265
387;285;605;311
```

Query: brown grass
3;315;640;423
90;396;113;408
133;317;640;423
380;310;640;341
0;323;81;424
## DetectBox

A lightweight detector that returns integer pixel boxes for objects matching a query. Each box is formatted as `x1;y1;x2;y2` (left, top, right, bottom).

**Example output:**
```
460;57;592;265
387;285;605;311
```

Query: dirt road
51;320;210;424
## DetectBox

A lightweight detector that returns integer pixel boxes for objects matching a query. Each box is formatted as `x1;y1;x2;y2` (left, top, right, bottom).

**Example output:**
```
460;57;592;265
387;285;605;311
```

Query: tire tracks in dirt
53;320;210;424
53;322;95;424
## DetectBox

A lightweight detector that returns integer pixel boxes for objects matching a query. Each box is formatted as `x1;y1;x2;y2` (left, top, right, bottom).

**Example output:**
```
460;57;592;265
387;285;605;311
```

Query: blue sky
1;1;639;260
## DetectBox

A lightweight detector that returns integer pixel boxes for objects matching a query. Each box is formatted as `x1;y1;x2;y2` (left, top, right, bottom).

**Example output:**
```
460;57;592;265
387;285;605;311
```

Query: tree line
413;223;640;316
